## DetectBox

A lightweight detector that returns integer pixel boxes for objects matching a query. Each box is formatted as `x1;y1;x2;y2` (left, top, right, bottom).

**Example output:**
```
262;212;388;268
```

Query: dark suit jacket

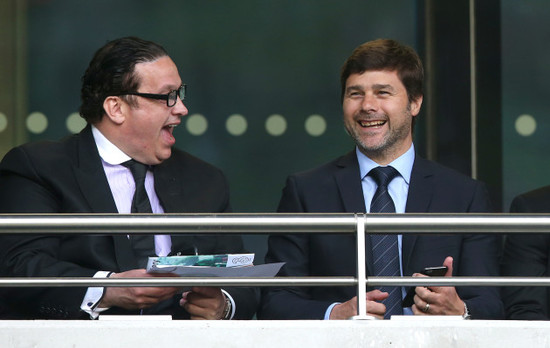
0;125;257;319
501;186;550;320
258;150;503;319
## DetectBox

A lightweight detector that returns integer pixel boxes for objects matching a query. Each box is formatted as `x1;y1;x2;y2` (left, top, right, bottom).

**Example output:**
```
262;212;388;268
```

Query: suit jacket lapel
153;157;198;254
72;126;117;213
153;159;184;213
72;125;137;271
334;151;366;213
334;150;375;273
403;156;435;270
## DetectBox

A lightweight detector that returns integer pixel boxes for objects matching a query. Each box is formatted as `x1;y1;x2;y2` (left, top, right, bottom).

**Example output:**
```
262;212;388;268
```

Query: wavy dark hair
79;37;168;124
340;39;424;103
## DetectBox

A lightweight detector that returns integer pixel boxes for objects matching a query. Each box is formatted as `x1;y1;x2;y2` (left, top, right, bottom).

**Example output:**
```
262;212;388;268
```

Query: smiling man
0;37;257;320
259;39;503;320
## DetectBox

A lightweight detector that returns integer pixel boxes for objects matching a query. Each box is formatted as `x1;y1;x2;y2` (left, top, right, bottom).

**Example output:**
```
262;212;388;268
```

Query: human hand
99;269;179;310
411;256;465;316
329;289;388;320
179;286;226;320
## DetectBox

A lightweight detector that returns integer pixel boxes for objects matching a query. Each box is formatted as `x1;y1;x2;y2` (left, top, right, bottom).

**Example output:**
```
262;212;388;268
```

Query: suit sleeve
456;181;504;319
258;176;334;319
0;146;95;319
501;195;549;320
209;170;259;320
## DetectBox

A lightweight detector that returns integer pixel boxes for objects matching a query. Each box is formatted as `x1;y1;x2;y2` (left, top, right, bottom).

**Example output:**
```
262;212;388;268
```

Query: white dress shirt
80;126;171;318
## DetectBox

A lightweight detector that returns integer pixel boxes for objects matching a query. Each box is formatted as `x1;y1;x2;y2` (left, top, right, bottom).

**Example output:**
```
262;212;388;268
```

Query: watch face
462;303;471;319
222;297;232;319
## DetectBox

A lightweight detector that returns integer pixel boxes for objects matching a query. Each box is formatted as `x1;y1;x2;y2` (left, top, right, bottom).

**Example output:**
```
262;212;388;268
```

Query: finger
413;285;431;300
412;304;428;315
366;300;386;317
412;273;428;278
412;299;431;316
366;289;389;302
415;287;440;306
443;256;454;277
184;301;219;320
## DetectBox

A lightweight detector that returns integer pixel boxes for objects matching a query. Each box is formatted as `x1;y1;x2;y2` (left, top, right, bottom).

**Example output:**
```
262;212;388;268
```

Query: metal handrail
0;276;547;287
1;212;549;317
0;213;549;234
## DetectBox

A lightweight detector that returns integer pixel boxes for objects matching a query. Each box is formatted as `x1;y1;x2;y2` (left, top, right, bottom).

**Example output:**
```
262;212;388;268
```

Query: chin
156;149;173;163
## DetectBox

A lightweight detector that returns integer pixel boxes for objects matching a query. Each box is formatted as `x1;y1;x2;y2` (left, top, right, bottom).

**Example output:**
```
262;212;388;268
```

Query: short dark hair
340;39;424;103
79;36;168;124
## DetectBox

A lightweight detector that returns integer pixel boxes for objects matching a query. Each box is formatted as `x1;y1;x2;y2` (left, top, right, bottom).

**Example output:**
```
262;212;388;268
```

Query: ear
409;95;423;117
103;96;126;125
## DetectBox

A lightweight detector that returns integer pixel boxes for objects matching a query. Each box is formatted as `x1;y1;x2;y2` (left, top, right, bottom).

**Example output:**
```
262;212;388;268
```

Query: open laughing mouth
358;120;386;128
162;123;178;142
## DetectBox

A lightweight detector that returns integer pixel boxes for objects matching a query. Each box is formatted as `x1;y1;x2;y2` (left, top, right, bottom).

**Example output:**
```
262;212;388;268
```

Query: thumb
366;289;389;301
443;256;454;277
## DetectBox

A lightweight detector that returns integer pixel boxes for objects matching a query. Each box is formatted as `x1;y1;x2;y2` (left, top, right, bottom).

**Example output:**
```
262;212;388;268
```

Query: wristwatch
462;301;471;320
222;295;232;320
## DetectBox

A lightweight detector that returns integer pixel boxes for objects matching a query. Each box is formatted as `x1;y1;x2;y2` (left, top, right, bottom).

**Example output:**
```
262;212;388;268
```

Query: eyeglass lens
168;85;186;107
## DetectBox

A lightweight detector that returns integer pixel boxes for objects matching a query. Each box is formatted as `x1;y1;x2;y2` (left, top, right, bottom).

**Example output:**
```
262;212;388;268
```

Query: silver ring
422;303;430;313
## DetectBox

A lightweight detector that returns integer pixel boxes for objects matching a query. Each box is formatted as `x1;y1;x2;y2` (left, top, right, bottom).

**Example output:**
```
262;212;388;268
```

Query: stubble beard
345;108;412;160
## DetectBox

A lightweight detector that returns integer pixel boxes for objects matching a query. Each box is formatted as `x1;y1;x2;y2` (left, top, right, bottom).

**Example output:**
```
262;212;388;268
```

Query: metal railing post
352;214;373;320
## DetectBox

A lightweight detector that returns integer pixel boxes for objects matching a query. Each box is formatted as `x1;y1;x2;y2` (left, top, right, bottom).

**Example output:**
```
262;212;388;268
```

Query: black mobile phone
421;266;448;277
401;266;448;307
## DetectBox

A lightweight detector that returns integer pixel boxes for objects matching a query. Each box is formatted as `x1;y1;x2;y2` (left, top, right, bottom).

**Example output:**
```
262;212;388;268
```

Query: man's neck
358;142;413;166
91;125;131;165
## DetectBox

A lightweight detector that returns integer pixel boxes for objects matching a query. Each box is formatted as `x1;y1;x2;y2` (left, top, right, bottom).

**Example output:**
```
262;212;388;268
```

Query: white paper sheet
147;259;285;277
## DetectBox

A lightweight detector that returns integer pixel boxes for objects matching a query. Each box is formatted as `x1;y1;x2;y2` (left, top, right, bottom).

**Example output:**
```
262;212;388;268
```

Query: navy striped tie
369;166;403;319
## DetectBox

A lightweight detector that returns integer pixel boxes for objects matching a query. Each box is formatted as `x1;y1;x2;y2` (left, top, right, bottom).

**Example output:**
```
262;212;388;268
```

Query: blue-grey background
12;0;550;260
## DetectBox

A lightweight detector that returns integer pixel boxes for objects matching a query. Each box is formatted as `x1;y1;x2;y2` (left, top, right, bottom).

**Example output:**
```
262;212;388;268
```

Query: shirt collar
91;125;131;165
356;144;415;185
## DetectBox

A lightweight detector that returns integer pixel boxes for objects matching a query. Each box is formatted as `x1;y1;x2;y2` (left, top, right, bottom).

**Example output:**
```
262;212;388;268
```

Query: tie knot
368;166;399;187
122;160;149;184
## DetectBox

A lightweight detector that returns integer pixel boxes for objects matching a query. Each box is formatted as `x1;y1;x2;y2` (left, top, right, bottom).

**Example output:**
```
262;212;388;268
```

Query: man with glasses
0;37;257;320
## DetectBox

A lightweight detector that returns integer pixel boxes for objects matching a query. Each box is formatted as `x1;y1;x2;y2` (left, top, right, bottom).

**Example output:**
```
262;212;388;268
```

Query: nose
361;93;378;113
172;96;188;117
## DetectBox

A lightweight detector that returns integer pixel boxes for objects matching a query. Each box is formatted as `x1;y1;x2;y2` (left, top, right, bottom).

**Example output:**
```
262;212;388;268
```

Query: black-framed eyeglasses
120;84;186;107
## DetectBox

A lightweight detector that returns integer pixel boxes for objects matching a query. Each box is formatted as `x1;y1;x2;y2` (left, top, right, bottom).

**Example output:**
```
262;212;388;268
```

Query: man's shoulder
414;156;482;186
163;147;226;177
516;185;550;201
289;151;356;181
510;185;550;213
1;133;81;170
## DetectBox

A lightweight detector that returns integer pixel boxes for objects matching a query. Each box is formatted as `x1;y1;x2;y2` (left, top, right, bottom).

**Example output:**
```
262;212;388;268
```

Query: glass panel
501;0;550;210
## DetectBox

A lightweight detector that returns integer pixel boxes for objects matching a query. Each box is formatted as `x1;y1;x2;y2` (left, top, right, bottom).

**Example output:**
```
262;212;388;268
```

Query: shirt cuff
324;302;341;320
80;271;112;319
220;289;236;320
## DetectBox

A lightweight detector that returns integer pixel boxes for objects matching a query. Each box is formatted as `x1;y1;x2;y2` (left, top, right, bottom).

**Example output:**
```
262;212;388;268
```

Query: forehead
345;70;404;90
134;56;182;90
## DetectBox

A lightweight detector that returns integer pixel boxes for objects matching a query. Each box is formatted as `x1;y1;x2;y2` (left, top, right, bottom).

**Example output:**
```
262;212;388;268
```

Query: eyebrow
156;82;183;93
345;85;364;93
372;84;395;91
345;84;396;93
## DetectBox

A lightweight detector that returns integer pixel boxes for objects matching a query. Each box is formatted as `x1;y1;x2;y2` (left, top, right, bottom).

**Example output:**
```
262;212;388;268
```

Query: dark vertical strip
417;0;502;209
474;0;502;210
